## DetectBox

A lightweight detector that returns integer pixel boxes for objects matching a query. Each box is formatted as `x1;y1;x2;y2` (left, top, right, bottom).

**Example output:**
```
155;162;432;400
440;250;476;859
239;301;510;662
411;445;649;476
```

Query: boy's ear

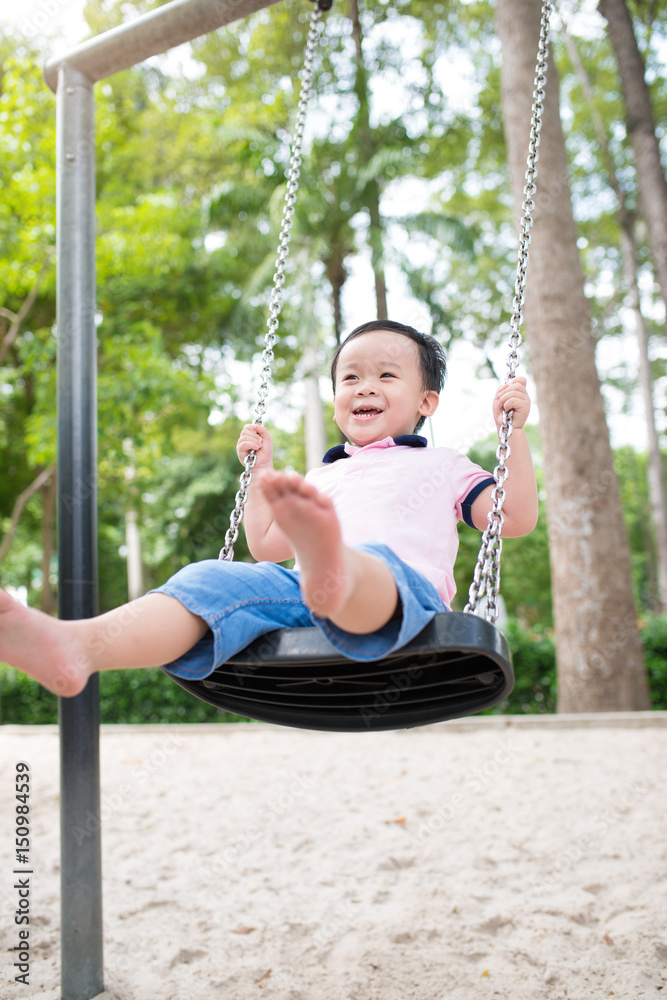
419;390;439;418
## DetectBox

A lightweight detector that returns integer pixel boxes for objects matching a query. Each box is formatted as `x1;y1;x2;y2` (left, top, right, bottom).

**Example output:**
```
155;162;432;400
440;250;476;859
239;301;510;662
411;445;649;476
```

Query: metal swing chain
464;0;553;621
219;4;325;561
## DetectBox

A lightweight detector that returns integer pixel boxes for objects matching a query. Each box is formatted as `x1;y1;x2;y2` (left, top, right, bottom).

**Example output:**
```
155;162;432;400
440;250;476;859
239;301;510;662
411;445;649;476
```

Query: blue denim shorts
150;542;447;680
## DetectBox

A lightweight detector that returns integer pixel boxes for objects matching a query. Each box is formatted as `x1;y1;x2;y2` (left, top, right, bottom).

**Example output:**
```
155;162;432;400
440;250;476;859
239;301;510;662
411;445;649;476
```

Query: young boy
0;320;538;698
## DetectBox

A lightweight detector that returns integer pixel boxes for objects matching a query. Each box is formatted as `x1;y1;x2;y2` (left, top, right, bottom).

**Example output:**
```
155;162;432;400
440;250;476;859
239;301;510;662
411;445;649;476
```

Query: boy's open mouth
352;406;383;419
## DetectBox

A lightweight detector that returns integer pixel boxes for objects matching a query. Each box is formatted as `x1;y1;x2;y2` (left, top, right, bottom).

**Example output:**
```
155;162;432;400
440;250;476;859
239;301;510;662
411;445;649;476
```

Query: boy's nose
355;382;377;395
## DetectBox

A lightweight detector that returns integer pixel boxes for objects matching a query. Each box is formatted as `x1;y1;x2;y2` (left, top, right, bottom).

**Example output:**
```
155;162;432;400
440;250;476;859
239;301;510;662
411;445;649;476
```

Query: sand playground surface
1;714;666;1000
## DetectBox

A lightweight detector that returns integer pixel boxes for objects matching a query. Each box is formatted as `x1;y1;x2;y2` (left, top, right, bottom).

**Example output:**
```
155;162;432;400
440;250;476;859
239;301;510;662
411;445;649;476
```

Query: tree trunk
348;0;388;320
325;257;348;443
562;25;667;610
326;257;346;345
125;509;144;601
598;0;667;311
40;471;57;615
623;227;667;612
303;339;327;470
332;276;343;345
300;284;327;470
0;251;53;366
496;0;650;711
0;463;56;565
123;445;144;601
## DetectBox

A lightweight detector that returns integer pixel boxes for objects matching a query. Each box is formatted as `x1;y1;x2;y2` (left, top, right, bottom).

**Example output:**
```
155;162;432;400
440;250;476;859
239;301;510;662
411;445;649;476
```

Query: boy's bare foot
0;589;91;697
260;471;355;618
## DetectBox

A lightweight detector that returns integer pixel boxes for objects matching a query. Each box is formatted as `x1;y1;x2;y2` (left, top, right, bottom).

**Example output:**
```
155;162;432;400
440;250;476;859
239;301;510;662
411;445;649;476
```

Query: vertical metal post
55;63;104;1000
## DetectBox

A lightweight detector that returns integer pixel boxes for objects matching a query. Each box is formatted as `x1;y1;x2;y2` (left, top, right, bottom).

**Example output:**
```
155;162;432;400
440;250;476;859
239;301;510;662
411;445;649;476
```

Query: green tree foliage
2;1;666;718
4;611;667;723
0;31;294;610
453;428;551;625
614;444;665;611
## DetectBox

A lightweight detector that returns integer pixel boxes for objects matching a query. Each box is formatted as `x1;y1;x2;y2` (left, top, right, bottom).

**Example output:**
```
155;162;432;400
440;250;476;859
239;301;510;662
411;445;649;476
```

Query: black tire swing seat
169;0;552;732
170;613;514;733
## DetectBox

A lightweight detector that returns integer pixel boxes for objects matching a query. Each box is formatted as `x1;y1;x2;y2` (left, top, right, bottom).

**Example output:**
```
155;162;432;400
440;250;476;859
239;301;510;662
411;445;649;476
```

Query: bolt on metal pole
55;62;104;1000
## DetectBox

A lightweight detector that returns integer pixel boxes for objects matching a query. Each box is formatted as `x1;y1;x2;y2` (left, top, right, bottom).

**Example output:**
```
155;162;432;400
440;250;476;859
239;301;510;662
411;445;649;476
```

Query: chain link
219;0;552;601
465;0;552;621
219;4;325;561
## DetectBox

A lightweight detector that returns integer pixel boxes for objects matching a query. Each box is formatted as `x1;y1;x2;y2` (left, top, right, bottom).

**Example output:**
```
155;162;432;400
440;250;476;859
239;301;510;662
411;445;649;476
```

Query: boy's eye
340;372;396;381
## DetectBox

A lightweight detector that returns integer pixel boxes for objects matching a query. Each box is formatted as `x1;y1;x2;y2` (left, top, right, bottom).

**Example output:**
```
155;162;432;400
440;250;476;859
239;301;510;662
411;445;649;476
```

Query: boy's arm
236;425;295;563
469;378;539;538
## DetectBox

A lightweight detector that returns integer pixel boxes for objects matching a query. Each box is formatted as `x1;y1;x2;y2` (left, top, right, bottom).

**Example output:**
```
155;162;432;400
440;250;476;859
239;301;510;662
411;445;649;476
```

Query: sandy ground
1;714;666;1000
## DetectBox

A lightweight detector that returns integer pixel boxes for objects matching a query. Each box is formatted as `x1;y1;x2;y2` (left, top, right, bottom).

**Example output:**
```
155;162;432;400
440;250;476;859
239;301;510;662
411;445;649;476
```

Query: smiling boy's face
333;330;439;446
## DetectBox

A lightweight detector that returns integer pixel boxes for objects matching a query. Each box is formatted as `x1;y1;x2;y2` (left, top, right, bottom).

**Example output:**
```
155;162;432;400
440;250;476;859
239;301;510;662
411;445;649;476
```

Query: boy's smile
333;330;439;446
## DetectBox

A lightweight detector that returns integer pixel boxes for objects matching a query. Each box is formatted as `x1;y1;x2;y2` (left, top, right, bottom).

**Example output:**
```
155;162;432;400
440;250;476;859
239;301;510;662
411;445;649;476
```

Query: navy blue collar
322;435;428;464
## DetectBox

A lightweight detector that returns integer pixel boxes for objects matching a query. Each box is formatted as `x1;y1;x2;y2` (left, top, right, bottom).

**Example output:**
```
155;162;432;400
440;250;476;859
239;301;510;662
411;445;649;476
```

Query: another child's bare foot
260;471;355;618
0;589;92;697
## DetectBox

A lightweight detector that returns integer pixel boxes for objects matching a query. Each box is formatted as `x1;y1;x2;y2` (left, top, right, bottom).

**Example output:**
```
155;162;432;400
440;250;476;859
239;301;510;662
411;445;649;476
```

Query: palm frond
402;212;476;255
354;147;410;193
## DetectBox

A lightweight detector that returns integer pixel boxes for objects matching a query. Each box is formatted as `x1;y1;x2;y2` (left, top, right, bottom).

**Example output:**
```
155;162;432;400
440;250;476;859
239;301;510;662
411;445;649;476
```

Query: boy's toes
261;471;307;503
295;477;319;500
259;469;286;501
0;588;18;614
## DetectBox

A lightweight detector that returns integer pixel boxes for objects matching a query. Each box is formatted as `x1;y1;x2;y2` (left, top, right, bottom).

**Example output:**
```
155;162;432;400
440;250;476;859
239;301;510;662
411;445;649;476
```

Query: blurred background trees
1;0;665;716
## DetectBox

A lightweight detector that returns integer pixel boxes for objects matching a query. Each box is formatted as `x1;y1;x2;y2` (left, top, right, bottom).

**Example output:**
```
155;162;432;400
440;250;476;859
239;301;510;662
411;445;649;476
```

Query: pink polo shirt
302;436;495;608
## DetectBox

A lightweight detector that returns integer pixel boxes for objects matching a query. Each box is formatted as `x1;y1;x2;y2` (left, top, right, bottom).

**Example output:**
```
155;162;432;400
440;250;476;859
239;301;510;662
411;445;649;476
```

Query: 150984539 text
12;761;32;985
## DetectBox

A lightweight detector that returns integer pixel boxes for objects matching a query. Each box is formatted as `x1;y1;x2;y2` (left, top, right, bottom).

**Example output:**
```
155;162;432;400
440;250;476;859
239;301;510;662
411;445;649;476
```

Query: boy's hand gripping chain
219;4;325;562
464;0;552;622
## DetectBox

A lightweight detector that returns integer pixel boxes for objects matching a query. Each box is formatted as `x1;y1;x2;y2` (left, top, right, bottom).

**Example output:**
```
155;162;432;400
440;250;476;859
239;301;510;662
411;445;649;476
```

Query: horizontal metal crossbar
44;0;283;91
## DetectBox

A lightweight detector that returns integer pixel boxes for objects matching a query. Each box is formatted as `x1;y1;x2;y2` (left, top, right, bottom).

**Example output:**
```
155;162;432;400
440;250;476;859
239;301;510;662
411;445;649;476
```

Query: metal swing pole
47;3;320;998
55;63;104;1000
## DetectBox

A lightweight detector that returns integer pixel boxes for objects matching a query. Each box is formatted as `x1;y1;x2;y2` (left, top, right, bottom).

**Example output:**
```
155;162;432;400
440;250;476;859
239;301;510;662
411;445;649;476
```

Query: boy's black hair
330;319;447;433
